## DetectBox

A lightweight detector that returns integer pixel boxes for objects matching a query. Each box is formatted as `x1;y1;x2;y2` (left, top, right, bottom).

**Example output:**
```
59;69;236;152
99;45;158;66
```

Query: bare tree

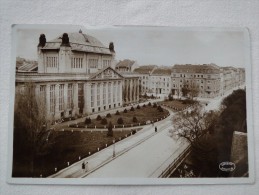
189;81;200;100
14;82;54;176
171;103;219;143
181;80;200;100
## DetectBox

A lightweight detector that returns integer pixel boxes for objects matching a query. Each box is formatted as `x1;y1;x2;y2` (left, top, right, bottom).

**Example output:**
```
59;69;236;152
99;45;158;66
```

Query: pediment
90;67;124;80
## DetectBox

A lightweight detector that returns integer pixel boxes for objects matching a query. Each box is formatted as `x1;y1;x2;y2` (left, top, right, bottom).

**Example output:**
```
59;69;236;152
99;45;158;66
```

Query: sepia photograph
8;25;254;184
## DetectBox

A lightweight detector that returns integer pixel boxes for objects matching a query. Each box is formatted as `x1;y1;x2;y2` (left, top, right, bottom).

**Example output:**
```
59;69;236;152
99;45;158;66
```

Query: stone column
73;83;79;116
113;81;117;107
54;83;60;120
64;83;68;117
119;81;123;106
136;79;139;102
45;84;51;120
124;79;128;103
84;82;91;114
129;79;133;103
100;82;103;111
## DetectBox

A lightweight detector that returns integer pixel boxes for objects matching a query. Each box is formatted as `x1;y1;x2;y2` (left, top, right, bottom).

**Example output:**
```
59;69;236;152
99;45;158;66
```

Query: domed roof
41;31;112;55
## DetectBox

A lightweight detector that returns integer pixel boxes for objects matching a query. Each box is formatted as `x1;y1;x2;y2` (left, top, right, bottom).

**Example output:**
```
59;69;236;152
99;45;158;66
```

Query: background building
115;59;139;73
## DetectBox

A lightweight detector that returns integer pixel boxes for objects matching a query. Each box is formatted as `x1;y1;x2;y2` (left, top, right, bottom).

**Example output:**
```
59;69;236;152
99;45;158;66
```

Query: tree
181;80;200;100
84;117;91;124
189;81;200;100
171;103;219;143
101;118;107;125
168;93;174;101
117;117;124;124
133;116;138;123
13;82;53;176
107;122;113;137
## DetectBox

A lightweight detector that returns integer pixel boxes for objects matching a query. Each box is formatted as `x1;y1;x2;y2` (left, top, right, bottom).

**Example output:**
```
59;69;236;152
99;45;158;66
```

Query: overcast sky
15;25;246;68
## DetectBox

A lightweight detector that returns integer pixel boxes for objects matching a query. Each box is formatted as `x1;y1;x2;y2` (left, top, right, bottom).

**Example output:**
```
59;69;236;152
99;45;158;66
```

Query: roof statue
109;42;115;52
61;33;71;47
38;34;46;47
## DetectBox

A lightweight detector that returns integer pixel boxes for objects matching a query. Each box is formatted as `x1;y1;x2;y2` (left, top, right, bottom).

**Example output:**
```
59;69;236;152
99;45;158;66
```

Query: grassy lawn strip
14;129;136;177
160;100;195;110
71;105;169;128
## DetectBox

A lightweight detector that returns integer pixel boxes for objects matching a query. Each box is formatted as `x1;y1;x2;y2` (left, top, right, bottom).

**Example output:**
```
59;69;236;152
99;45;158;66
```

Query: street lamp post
113;140;115;157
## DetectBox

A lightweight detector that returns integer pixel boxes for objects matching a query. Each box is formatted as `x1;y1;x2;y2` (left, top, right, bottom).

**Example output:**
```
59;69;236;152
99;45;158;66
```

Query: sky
15;25;246;68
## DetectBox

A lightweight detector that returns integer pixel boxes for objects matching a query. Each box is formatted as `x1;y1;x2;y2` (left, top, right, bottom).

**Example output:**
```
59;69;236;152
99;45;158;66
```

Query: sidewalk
49;108;174;178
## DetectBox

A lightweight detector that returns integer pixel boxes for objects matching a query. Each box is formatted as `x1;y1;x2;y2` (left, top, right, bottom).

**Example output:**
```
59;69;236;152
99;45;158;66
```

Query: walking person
82;161;85;172
85;161;89;172
155;126;157;132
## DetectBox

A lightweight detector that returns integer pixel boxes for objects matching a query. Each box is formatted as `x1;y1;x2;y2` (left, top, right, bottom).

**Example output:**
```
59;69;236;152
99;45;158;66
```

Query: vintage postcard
7;24;254;185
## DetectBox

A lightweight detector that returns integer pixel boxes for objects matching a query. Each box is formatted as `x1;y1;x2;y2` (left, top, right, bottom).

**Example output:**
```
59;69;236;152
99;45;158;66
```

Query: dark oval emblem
219;162;236;172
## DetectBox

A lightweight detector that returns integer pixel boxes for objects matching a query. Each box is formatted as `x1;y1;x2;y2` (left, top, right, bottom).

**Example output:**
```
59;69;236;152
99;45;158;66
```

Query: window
67;84;73;109
71;57;83;68
89;59;98;68
39;85;46;106
59;84;64;111
50;85;55;113
103;59;111;67
91;84;95;107
46;56;58;68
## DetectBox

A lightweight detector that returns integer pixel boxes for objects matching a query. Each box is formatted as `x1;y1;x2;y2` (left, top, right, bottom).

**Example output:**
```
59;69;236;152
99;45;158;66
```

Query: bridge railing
158;144;191;178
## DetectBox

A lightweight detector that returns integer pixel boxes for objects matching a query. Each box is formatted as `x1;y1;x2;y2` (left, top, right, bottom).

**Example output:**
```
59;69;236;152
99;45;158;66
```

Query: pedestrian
85;161;89;172
155;126;157;132
82;162;85;172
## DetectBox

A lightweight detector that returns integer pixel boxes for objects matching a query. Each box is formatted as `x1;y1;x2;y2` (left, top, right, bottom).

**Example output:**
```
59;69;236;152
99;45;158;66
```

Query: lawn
72;104;169;128
160;100;195;110
12;129;135;178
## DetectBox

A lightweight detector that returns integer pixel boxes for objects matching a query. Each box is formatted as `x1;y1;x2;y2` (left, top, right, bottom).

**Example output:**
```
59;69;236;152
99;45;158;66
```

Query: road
86;116;189;178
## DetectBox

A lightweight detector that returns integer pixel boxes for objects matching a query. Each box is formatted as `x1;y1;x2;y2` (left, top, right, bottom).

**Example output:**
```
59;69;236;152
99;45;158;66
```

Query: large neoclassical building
15;31;139;121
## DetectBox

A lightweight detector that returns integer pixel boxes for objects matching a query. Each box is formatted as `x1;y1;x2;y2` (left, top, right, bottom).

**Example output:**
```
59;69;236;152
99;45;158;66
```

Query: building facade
171;64;221;98
15;31;139;121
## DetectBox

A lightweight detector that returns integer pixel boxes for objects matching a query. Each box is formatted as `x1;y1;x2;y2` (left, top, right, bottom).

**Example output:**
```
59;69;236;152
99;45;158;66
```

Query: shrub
133;116;138;123
132;129;137;134
106;113;111;118
157;106;163;112
142;104;146;107
96;115;102;121
84;117;91;125
168;93;174;101
153;103;157;108
101;118;107;125
136;105;140;109
107;122;113;137
115;110;120;115
130;106;135;111
117;117;124;124
151;94;154;99
124;109;128;113
148;102;152;106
